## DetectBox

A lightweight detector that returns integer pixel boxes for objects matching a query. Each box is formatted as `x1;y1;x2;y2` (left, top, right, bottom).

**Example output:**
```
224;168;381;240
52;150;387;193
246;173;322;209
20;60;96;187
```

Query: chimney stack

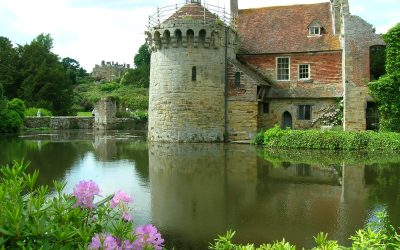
230;0;238;16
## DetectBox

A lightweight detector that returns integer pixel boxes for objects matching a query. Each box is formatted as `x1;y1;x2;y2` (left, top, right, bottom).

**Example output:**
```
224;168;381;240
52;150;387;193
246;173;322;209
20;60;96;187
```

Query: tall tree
0;36;18;98
61;57;88;85
18;34;73;115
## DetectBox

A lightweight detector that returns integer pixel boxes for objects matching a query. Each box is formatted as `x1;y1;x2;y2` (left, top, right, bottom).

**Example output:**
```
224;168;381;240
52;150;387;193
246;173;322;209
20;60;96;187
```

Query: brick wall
238;52;343;98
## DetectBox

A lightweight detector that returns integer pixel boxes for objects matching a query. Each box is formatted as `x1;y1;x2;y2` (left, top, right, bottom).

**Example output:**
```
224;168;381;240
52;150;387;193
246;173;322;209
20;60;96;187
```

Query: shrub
99;82;121;92
7;98;26;119
0;109;23;133
25;107;53;117
258;126;400;151
0;161;164;249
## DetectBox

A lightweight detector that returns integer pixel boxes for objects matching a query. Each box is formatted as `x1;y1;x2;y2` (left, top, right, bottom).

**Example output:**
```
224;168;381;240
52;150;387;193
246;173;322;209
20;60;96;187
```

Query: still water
1;130;400;249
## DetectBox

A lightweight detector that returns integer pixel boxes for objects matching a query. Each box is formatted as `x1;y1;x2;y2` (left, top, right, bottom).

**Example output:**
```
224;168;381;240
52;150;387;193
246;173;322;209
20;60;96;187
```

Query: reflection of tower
148;143;258;248
146;1;236;142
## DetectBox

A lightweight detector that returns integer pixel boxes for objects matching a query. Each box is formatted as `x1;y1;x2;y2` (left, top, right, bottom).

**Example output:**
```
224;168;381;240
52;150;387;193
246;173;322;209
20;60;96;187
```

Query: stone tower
146;1;236;142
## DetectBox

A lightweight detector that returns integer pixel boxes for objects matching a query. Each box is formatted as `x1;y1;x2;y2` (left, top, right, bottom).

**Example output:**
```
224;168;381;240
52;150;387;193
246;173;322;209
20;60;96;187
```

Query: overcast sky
0;0;398;71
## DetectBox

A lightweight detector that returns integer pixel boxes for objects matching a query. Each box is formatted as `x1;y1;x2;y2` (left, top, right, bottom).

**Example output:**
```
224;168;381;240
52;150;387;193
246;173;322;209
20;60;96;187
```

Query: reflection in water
1;132;400;249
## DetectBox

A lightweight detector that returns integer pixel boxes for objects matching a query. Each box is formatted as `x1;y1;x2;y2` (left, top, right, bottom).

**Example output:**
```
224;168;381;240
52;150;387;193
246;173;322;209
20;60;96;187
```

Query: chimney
230;0;238;16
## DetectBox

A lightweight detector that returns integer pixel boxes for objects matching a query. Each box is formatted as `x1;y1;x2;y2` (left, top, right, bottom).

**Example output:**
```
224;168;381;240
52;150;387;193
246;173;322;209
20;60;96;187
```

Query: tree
18;34;73;115
61;57;88;85
122;43;150;87
369;23;400;132
0;36;19;98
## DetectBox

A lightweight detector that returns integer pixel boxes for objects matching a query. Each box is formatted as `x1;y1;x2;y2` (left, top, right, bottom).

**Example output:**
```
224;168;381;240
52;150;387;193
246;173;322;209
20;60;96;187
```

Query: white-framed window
309;26;321;36
298;105;312;120
277;57;290;81
299;64;310;80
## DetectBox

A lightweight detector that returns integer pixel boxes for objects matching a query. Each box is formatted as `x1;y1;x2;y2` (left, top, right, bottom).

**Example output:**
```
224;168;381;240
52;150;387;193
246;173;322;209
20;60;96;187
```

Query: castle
92;61;130;82
146;0;385;142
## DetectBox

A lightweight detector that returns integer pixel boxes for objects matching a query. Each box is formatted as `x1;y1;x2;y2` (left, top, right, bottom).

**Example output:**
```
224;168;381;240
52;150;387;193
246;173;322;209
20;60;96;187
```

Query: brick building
146;0;385;142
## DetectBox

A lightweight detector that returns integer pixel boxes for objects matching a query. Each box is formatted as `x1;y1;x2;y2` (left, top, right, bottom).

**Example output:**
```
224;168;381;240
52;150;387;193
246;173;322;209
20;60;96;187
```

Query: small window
298;105;312;120
192;66;196;81
234;72;241;86
262;102;269;114
299;64;310;80
309;27;321;35
277;57;290;81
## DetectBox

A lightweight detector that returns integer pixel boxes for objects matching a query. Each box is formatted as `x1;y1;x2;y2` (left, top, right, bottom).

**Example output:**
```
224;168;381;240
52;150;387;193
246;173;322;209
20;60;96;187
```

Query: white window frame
309;26;321;36
298;64;311;80
276;57;290;81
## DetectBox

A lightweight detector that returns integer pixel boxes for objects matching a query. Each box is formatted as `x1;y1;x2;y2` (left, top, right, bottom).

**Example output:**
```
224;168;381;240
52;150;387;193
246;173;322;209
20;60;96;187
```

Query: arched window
187;29;194;47
163;30;171;46
175;29;182;47
192;66;197;81
199;29;206;47
154;31;161;49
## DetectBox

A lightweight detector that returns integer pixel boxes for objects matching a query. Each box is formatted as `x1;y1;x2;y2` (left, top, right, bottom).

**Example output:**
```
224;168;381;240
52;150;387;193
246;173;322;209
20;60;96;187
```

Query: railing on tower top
147;2;233;29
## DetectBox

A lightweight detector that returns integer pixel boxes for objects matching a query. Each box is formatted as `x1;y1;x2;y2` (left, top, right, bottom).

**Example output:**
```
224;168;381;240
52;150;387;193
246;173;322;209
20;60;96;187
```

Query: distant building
91;60;130;82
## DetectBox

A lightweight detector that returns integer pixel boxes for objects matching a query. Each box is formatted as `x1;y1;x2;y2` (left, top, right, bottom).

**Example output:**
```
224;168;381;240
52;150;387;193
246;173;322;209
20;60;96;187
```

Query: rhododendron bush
0;161;164;249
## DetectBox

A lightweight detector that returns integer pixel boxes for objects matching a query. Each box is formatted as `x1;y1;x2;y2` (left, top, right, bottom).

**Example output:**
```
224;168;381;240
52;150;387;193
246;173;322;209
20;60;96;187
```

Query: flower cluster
88;224;164;250
71;180;164;250
72;180;101;208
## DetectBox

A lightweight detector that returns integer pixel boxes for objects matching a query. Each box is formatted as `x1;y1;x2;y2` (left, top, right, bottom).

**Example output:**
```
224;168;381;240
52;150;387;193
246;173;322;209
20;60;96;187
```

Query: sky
0;0;399;72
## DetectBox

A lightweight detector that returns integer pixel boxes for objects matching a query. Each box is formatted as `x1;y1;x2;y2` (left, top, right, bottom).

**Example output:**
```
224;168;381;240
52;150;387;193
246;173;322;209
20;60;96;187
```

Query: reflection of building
149;143;370;248
92;60;130;82
147;0;385;142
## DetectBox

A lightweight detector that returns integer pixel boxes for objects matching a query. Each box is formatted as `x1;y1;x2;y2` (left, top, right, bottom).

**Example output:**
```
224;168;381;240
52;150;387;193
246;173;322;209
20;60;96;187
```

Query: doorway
282;111;293;129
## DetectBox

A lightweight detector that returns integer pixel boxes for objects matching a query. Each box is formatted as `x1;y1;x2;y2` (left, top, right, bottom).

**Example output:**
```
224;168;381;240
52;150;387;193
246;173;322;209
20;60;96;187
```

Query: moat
1;130;400;249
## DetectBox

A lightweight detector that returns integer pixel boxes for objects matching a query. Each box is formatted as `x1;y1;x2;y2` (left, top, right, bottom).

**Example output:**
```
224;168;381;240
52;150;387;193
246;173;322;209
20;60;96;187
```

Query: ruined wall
258;98;337;130
94;98;117;130
342;14;385;131
24;117;94;129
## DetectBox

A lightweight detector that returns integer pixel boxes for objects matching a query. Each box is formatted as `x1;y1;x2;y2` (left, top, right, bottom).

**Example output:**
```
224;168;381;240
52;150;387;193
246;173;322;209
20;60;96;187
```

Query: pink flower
122;211;133;222
133;224;164;250
72;180;100;209
110;190;133;208
88;233;120;250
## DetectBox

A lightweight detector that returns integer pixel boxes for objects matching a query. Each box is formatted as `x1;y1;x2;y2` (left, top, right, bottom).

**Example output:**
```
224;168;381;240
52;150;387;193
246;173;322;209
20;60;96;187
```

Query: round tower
146;1;235;142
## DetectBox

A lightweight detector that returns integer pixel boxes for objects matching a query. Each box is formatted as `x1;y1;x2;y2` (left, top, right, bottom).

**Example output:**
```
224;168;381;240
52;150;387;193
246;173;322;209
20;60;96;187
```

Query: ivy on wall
369;23;400;132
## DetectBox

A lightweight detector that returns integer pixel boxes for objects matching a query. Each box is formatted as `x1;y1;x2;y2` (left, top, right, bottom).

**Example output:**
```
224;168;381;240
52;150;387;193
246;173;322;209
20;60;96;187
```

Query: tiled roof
164;3;218;23
237;2;341;54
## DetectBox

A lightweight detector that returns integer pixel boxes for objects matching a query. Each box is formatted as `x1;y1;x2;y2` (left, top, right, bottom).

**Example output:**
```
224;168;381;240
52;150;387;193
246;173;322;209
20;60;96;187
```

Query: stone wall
148;20;234;142
24;117;94;129
227;101;258;141
24;117;146;130
91;61;130;82
258;98;338;130
342;12;385;131
94;98;117;130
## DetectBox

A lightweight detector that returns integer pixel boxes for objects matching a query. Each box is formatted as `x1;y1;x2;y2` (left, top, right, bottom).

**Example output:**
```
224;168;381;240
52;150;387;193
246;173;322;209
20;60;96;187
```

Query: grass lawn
76;112;92;117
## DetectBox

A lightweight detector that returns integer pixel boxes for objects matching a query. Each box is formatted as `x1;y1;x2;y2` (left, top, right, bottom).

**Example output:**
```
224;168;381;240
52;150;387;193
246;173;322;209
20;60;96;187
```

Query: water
1;130;400;249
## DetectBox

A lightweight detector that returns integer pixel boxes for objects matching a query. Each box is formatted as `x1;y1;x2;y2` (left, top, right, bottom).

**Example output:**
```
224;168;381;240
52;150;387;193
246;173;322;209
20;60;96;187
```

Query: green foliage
120;42;151;88
99;82;121;92
120;67;150;88
74;83;148;112
259;126;400;151
369;23;400;132
252;130;265;145
7;98;26;119
210;212;400;250
0;161;161;249
0;83;7;111
0;36;18;98
61;57;88;85
25;107;52;117
0;109;23;133
134;43;151;68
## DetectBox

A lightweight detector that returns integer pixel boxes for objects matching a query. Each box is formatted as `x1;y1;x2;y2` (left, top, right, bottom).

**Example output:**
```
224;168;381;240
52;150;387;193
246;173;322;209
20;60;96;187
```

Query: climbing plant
369;23;400;132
